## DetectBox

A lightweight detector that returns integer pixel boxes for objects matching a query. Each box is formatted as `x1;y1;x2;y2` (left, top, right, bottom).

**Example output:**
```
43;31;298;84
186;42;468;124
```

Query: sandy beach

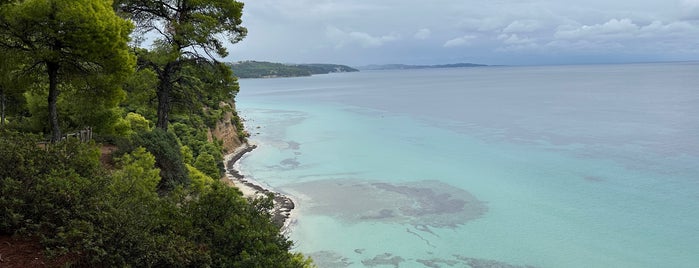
223;142;296;230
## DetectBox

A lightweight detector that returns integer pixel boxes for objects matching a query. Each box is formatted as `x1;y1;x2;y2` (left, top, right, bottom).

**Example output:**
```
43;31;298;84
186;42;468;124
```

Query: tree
194;151;219;179
114;0;247;130
0;51;29;128
0;0;135;141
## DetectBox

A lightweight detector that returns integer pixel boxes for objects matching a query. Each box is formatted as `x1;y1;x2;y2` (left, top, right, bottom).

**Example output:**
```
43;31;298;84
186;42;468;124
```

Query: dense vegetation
0;0;312;266
229;61;358;78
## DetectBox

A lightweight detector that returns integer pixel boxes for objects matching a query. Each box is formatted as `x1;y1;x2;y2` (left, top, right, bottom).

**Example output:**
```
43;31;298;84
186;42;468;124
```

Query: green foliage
180;145;195;165
110;147;160;196
187;183;303;267
231;108;249;141
96;147;202;266
60;83;127;135
125;112;152;133
0;51;30;128
0;133;311;267
115;0;247;58
114;0;247;129
170;121;208;155
22;91;51;133
0;132;105;238
0;0;136;140
0;1;310;266
200;142;224;165
229;61;359;78
178;61;240;123
187;164;215;194
194;152;220;179
121;67;158;119
132;128;190;191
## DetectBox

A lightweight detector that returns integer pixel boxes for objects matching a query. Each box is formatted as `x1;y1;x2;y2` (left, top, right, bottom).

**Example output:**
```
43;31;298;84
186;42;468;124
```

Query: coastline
223;143;296;231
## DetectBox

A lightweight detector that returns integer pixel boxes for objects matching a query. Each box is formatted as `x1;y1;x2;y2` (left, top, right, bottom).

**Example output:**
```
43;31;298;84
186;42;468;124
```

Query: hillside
229;61;358;78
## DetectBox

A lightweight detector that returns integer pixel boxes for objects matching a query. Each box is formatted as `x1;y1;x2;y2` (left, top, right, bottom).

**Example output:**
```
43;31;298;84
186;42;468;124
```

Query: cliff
208;101;244;154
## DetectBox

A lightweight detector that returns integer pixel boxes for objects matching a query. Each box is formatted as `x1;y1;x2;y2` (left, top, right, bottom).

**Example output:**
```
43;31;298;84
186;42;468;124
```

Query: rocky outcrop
208;101;243;154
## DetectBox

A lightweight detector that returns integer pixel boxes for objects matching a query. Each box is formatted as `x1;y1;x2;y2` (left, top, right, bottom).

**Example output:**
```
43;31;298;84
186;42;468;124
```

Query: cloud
555;19;699;41
443;35;476;47
544;40;625;52
498;34;535;45
414;28;431;40
502;20;543;33
230;0;699;65
458;18;508;32
555;19;639;40
326;26;400;48
681;0;699;20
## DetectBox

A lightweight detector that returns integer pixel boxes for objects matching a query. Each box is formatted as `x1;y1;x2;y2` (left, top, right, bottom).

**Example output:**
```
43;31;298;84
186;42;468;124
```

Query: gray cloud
226;0;699;65
443;35;477;47
414;28;431;40
326;26;400;48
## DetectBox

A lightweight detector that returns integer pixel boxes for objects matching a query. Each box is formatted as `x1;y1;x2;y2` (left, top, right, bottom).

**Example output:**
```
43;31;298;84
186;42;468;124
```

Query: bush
0;129;313;267
187;164;215;194
194;152;220;180
125;112;152;133
187;182;304;267
133;128;190;192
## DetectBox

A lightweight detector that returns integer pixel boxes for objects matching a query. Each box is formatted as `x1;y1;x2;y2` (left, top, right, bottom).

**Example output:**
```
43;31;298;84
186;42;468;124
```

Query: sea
235;62;699;268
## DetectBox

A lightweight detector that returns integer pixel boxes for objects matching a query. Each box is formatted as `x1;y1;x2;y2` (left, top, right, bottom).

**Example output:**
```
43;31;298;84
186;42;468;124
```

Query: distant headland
228;61;490;79
357;63;488;70
228;61;358;78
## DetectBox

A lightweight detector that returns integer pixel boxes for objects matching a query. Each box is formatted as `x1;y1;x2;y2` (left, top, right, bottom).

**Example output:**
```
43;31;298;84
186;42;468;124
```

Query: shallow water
236;63;699;268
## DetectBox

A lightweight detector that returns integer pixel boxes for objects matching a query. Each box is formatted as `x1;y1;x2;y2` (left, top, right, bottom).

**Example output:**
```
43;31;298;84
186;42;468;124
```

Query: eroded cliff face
208;101;244;153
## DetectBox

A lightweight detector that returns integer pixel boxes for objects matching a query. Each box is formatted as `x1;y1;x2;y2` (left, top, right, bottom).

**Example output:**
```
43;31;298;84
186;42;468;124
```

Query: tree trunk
156;71;171;130
47;62;61;142
156;62;181;130
1;92;5;127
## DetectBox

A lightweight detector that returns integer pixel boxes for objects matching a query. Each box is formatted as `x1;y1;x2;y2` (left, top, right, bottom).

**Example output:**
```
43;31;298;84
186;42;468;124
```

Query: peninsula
229;61;358;78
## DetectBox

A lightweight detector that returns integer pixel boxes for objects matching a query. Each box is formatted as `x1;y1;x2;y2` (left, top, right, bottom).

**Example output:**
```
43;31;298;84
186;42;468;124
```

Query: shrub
194;152;220;180
132;128;190;192
187;164;215;194
125;112;152;133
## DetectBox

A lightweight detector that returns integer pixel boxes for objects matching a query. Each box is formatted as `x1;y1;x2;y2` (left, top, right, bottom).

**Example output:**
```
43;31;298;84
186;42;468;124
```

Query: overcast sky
225;0;699;66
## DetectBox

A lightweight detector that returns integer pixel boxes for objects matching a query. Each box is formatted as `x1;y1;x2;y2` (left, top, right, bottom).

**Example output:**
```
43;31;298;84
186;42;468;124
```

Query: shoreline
223;143;296;231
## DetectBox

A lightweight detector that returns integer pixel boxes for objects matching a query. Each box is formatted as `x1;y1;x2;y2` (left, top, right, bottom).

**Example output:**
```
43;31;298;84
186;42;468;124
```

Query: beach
223;142;296;230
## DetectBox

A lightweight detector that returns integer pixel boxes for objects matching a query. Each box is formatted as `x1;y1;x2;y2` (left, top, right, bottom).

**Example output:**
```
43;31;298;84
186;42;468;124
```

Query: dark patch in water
416;258;459;268
354;248;365;254
406;228;436;248
372;182;467;216
414;224;438;236
280;158;300;168
287;141;301;150
360;209;395;220
285;179;488;228
361;253;405;267
308;251;352;268
453;255;538;268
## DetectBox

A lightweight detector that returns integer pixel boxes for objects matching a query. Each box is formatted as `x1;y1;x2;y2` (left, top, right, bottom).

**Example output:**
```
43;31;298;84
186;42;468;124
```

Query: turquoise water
236;63;699;268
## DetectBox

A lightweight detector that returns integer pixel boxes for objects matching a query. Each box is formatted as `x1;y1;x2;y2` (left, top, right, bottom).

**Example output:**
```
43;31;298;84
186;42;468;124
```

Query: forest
229;61;358;78
0;0;312;266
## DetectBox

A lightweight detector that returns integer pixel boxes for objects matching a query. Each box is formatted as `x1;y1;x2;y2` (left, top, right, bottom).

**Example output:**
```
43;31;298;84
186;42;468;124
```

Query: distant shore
223;143;296;230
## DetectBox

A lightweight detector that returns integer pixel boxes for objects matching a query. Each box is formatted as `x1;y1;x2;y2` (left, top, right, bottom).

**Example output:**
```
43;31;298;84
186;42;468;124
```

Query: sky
225;0;699;66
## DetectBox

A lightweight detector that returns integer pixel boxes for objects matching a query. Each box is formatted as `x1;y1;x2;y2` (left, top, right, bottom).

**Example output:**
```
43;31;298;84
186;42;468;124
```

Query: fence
38;127;93;148
63;127;93;142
